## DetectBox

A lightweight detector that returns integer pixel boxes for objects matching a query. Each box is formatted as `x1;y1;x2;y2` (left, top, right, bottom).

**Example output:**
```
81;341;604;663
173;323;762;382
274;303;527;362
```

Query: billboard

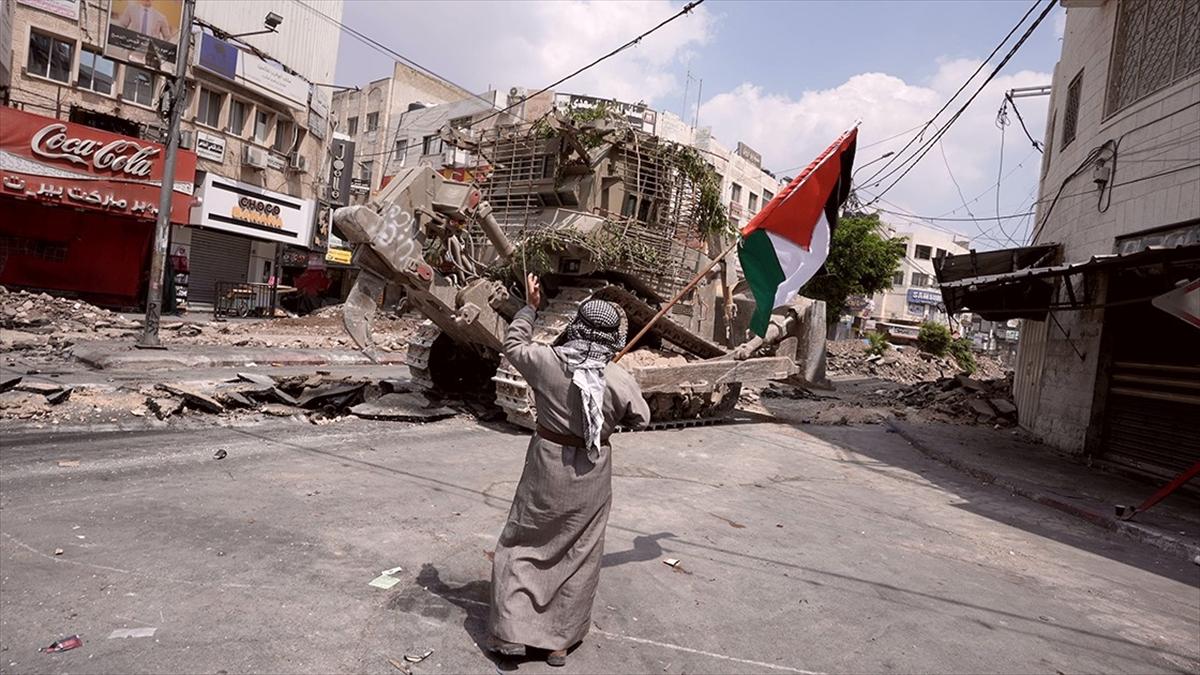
106;0;183;69
553;93;657;134
193;173;314;246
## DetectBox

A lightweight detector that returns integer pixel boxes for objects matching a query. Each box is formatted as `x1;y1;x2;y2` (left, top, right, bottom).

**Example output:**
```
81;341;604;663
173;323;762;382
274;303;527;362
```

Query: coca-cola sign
30;123;160;178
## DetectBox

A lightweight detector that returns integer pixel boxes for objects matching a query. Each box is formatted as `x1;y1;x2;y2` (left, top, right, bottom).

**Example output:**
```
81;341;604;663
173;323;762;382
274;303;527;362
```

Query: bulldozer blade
343;271;386;361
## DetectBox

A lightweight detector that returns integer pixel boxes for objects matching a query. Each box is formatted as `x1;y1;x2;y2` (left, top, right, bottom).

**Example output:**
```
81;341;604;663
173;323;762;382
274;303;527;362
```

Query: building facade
864;222;970;340
3;0;343;309
995;0;1199;476
330;61;469;200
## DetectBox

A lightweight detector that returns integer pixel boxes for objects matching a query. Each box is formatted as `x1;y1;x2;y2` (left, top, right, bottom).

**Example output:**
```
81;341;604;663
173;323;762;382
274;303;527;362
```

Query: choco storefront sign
0;107;197;222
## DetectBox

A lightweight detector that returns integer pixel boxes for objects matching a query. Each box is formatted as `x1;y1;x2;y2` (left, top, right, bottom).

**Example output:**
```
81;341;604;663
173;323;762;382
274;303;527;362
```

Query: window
196;87;223;128
76;49;115;94
892;240;908;257
911;272;931;288
935;248;947;259
346;116;358;136
449;115;472;130
254;110;273;143
274;119;296;153
748;193;759;213
730;182;743;203
892;271;905;286
227;99;249;136
763;189;775;203
394;138;409;165
422;134;443;156
914;244;932;260
360;160;373;182
1105;0;1200;117
1062;69;1082;148
28;31;74;83
121;64;156;107
366;111;379;132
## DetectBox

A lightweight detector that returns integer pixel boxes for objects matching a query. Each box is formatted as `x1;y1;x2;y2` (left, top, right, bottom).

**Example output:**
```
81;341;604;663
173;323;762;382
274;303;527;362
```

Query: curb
72;345;405;370
885;419;1200;563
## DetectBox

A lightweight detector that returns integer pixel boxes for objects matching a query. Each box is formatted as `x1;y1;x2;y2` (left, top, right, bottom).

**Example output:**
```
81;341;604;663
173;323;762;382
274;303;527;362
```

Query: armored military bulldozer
333;112;824;429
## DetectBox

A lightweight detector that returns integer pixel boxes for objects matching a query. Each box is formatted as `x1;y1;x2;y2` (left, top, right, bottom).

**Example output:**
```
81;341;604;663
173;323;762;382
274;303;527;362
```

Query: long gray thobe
490;305;651;651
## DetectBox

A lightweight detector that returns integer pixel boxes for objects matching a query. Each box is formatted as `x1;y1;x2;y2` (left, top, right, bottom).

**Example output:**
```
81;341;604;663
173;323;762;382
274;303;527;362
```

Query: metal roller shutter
187;229;250;305
1102;361;1200;479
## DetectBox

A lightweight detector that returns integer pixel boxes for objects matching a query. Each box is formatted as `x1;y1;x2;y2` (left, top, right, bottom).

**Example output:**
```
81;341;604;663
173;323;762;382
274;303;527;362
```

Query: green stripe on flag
738;229;785;337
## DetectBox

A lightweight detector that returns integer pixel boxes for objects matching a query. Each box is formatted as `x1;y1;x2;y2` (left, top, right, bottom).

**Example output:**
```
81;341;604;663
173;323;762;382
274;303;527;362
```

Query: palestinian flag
738;128;858;336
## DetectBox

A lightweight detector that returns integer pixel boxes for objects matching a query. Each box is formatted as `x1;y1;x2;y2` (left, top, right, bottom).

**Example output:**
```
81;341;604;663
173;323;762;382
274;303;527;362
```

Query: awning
936;242;1200;321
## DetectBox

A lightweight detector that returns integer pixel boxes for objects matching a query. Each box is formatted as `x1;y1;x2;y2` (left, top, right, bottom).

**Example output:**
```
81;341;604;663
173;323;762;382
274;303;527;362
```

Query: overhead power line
865;0;1057;203
858;0;1043;188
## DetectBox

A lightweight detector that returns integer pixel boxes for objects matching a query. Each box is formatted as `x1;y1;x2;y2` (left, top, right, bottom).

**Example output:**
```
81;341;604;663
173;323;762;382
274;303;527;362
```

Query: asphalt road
2;415;1197;674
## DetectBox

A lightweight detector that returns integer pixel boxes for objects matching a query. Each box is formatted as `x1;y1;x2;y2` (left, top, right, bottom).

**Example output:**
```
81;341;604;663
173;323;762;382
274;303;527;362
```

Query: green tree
802;213;904;322
917;321;953;356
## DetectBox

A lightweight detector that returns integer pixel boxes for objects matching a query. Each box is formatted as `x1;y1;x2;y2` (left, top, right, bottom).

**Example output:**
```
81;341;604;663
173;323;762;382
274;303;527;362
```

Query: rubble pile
0;287;141;360
135;372;459;425
889;373;1018;426
825;339;1005;384
161;310;422;352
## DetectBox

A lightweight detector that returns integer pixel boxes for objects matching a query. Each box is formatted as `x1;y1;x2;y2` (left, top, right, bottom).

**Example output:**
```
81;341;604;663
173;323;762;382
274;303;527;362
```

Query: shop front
183;172;315;307
0;107;197;308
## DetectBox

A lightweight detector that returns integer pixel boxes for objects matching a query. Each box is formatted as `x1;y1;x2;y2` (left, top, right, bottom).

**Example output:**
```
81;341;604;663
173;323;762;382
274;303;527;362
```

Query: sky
333;0;1067;250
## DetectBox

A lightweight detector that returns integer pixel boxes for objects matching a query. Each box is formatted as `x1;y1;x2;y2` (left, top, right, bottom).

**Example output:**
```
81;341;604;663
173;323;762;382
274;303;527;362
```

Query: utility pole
138;0;197;349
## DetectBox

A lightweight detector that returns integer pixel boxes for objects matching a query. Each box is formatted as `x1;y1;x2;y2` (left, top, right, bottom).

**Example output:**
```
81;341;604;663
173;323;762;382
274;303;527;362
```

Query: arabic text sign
907;288;943;305
0;107;196;221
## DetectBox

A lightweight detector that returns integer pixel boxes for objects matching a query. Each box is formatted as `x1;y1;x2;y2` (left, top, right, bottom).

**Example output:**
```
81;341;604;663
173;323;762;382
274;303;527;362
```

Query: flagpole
613;238;739;363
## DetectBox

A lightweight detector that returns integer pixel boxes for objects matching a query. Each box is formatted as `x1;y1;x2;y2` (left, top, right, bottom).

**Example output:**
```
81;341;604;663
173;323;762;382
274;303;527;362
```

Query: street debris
213;449;228;460
53;548;64;555
107;627;157;639
349;393;455;422
826;339;1005;384
369;566;404;589
56;460;80;468
404;649;434;663
663;558;681;568
388;657;413;674
39;635;82;653
889;373;1018;426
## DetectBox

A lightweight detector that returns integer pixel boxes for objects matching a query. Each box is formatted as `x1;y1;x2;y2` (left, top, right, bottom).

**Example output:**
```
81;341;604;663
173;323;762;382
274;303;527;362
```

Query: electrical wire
865;0;1056;202
1006;93;1044;152
858;0;1043;188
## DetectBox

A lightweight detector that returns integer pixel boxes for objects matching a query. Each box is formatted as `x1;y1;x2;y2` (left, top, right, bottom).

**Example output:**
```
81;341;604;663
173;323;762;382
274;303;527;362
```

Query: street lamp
229;12;284;38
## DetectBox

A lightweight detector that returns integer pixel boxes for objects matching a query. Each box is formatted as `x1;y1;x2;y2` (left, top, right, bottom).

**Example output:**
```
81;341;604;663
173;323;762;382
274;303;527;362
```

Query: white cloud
337;0;712;104
699;59;1053;247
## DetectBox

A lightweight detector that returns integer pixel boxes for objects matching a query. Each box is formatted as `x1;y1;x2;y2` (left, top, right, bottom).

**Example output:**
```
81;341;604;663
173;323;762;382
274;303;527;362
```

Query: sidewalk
72;340;404;370
887;419;1200;563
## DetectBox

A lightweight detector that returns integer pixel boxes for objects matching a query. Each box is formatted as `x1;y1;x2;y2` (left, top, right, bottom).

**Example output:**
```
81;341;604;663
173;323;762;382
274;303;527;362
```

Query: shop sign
193;173;314;246
194;31;308;109
0;107;196;221
325;247;353;265
106;0;184;69
553;93;657;133
195;131;225;162
350;177;370;194
906;288;943;305
327;137;355;207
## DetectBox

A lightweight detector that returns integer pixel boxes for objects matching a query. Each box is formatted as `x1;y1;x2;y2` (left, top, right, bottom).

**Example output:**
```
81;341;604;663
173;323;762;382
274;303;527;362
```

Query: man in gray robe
488;274;651;667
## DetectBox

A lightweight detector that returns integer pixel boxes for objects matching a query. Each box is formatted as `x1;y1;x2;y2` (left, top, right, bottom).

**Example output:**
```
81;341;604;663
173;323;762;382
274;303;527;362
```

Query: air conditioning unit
288;153;308;173
179;130;194;150
242;145;268;170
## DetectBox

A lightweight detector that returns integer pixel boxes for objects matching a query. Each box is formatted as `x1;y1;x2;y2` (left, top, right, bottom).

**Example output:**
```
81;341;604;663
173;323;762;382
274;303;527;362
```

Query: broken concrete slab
156;384;225;414
957;375;987;392
218;391;257;409
45;387;72;405
297;382;365;410
990;398;1018;417
349;393;455;422
261;403;303;417
237;372;277;387
146;396;184;420
1;376;22;393
16;381;61;395
380;379;415;394
967;399;996;418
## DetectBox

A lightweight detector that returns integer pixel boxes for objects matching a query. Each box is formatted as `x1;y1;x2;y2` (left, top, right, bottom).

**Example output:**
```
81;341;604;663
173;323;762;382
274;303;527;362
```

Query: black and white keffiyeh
553;299;626;461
